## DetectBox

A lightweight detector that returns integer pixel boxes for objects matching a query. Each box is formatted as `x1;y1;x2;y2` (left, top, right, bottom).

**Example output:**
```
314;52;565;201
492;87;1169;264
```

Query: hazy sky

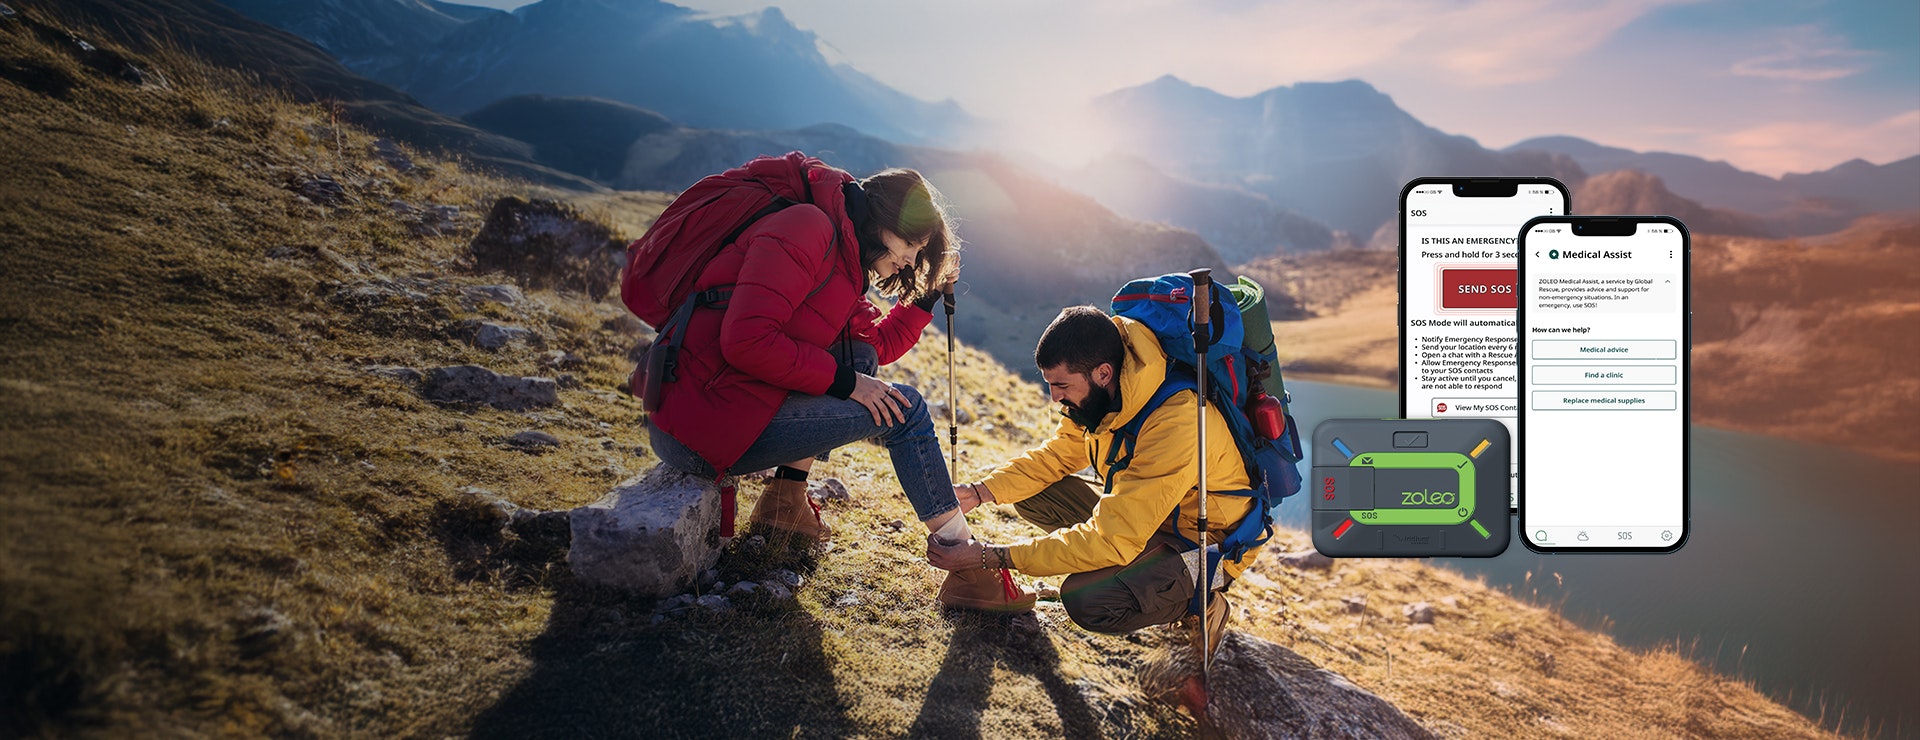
460;0;1919;176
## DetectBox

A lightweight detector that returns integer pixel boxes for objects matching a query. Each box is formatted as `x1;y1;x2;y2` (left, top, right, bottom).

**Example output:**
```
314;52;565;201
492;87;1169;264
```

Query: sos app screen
1403;183;1564;509
1520;222;1687;549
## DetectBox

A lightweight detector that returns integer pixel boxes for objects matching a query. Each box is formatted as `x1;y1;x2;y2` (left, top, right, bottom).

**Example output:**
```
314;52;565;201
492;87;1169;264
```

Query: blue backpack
1108;272;1304;603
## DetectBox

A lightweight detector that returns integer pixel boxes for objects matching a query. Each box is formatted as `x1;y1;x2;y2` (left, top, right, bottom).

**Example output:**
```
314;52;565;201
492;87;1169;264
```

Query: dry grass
0;10;1850;739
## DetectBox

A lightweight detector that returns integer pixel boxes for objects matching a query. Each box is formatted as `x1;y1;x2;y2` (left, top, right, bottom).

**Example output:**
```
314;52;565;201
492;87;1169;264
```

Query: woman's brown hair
857;168;957;303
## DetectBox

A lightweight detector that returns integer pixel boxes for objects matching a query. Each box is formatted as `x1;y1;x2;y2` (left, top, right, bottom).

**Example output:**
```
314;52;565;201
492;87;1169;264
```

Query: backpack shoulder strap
1100;374;1197;494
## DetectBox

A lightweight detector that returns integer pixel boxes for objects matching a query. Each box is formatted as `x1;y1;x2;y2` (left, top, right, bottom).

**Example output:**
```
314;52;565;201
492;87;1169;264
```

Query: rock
811;478;851;502
542;350;585;370
473;322;533;350
928;401;976;426
694;595;732;613
833;592;861;607
420;365;557;411
289;174;349;207
568;466;723;597
1404;602;1435;624
0;4;16;19
506;430;560;452
602;314;651;338
1276;549;1335;570
697;569;719;588
1439;596;1461;609
370;139;415;173
1140;632;1438;739
1035;581;1062;600
1236;570;1282;592
659;594;695;614
463;284;524;305
555;373;582;390
362;365;422;385
468;197;623;300
759;582;793;601
1342;595;1368;614
884;519;905;532
726;581;759;597
768;569;803;589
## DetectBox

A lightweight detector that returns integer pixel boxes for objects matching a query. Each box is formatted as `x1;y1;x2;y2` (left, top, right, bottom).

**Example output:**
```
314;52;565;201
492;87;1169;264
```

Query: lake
1276;380;1919;738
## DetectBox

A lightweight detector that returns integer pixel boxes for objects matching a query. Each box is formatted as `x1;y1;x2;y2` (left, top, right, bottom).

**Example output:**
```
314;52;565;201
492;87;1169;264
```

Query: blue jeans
650;342;958;523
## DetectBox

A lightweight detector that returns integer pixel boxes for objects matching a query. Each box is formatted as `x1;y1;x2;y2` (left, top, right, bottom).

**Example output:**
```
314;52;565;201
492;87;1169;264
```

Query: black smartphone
1517;216;1690;553
1399;177;1568;512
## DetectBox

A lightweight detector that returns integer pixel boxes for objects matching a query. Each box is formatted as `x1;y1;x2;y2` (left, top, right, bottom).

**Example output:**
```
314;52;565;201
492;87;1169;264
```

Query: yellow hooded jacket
985;316;1265;580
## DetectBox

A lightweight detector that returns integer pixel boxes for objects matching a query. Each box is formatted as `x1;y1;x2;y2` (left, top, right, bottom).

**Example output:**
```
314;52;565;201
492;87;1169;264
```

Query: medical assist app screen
1519;219;1688;551
1402;180;1565;509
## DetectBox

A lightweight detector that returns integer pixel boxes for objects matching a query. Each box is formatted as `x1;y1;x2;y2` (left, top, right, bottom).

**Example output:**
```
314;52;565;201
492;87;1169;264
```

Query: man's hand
925;533;984;572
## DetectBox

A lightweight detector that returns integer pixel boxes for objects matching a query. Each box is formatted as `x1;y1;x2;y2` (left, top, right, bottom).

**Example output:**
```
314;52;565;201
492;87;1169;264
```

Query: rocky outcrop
568;466;723;597
1140;631;1436;739
419;365;558;411
468;197;624;300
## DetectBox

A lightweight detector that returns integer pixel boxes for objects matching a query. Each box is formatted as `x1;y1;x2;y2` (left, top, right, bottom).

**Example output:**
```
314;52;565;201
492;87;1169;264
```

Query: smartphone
1517;216;1690;553
1399;177;1568;511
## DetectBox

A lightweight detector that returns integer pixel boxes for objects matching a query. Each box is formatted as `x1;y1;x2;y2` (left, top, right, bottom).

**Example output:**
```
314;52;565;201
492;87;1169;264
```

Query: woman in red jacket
648;157;1033;612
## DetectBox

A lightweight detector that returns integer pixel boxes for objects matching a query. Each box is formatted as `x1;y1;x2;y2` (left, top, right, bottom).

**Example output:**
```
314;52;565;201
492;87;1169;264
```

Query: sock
773;465;810;482
932;514;972;546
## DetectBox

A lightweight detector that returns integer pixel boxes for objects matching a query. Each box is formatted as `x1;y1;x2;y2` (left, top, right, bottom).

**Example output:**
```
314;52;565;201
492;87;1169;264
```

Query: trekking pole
1188;268;1214;690
944;284;958;483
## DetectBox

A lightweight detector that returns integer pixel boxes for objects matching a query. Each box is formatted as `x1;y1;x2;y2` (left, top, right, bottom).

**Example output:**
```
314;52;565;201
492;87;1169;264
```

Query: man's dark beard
1064;382;1117;430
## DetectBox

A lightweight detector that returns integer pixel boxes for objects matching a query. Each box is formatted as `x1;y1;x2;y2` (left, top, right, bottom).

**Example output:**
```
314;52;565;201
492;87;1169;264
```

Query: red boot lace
999;568;1020;602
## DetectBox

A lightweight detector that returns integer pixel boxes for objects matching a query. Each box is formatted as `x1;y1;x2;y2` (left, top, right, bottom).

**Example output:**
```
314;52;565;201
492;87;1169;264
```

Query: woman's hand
926;533;984;572
953;482;994;513
850;373;909;427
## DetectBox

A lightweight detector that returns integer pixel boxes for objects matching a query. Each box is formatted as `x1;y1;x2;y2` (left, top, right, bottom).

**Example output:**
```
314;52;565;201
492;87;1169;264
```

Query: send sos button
1441;268;1517;309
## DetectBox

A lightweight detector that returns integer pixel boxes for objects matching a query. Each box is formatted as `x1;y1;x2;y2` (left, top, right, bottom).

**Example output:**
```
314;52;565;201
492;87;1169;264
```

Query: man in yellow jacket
928;305;1261;649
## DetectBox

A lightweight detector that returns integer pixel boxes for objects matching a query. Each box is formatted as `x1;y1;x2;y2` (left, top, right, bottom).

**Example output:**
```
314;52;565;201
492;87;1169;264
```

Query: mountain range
216;0;1916;255
284;0;973;146
1507;135;1919;235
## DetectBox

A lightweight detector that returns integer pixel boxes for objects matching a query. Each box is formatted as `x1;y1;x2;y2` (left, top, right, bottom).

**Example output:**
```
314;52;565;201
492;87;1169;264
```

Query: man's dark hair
1035;306;1124;375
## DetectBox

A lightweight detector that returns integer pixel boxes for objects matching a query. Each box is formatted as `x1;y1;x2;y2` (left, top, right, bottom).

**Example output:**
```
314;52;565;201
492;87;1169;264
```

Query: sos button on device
1312;418;1511;557
1441;268;1517;309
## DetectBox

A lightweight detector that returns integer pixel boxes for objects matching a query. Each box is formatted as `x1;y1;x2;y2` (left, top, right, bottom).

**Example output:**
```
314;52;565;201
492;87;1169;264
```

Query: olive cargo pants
1015;475;1201;634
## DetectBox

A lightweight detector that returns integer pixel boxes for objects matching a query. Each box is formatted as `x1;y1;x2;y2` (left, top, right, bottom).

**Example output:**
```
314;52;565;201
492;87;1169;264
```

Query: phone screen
1518;217;1689;552
1400;178;1567;510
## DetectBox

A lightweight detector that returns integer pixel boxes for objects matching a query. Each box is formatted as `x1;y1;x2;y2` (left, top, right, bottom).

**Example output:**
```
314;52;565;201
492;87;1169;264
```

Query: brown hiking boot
1204;591;1232;657
938;564;1037;613
747;476;829;543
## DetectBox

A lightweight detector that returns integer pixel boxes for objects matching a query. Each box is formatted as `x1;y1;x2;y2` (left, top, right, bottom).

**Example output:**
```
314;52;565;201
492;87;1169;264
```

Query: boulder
420;365;557;411
1275;549;1335;570
463;284;524;305
473;322;533;350
1140;632;1437;739
468;197;623;300
568;466;723;597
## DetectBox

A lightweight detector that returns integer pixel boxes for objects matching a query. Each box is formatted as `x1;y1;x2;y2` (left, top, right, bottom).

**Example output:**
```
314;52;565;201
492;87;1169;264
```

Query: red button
1441;268;1517;309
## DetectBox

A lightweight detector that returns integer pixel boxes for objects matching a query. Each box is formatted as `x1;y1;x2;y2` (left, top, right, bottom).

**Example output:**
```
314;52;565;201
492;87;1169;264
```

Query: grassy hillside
0;12;1845;738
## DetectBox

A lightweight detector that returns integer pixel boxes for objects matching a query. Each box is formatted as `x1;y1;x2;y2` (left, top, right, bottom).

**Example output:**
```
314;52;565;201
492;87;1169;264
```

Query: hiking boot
747;476;829;543
1204;591;1232;657
938;564;1037;613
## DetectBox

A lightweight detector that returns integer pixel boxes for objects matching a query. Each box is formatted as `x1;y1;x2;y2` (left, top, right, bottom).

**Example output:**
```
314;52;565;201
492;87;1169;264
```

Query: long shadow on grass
906;609;1102;739
468;575;851;739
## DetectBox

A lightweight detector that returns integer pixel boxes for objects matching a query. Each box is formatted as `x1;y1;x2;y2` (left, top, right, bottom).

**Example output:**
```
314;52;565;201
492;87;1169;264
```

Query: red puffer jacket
651;163;932;476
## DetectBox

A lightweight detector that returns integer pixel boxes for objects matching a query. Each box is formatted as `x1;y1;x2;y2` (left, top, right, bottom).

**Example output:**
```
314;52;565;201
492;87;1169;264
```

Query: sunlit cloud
1698;109;1920;176
1730;26;1875;82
